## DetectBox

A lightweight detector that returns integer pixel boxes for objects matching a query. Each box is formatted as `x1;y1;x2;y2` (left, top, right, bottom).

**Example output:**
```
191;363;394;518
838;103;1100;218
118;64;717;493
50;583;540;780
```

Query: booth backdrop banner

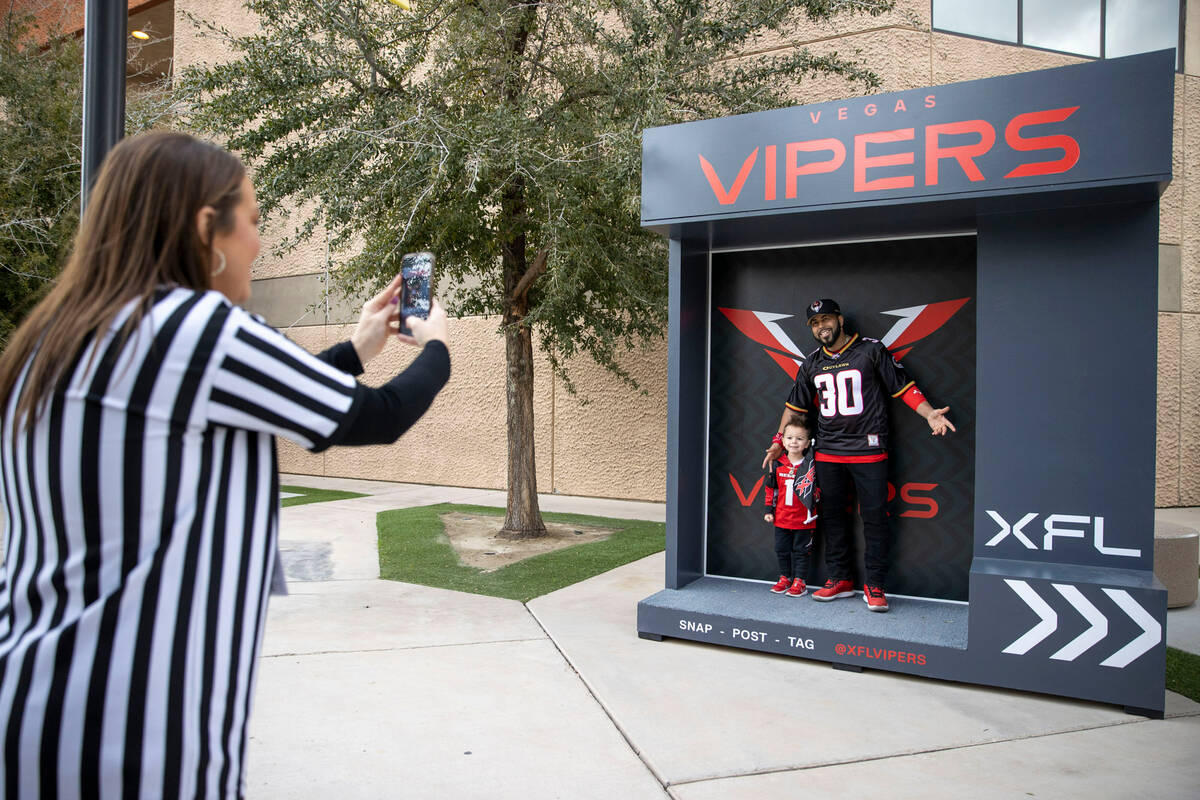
643;50;1173;225
708;236;976;600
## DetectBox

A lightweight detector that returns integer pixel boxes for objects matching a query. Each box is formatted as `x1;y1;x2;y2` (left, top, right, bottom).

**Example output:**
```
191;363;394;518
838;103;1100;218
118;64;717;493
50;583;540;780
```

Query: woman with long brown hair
0;131;450;798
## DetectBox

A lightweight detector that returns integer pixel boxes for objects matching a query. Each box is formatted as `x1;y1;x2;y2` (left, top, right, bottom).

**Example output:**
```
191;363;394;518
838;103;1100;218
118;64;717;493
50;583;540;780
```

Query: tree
180;0;894;537
0;3;177;349
0;6;82;347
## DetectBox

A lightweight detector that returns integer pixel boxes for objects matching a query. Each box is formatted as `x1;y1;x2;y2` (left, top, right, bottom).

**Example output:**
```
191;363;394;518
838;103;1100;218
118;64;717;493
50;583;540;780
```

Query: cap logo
810;301;822;312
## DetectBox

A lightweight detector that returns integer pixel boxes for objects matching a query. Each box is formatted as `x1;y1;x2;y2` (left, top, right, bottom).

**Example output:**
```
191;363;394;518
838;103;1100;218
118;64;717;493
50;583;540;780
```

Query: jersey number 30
814;369;864;417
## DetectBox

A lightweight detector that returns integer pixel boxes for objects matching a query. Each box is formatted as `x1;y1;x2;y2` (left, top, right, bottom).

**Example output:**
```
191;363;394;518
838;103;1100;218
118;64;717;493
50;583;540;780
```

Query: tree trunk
498;319;547;539
497;172;547;539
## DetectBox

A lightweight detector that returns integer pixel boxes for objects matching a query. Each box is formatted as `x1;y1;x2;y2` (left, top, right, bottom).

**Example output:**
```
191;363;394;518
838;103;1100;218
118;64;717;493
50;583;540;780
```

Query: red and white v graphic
728;474;764;506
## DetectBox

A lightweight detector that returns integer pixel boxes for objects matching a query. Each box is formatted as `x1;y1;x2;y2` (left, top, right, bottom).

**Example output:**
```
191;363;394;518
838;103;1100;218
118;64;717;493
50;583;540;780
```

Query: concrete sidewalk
248;475;1200;798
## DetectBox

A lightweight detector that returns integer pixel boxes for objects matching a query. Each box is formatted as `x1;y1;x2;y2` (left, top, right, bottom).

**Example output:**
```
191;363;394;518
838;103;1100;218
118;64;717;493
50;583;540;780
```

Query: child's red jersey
764;451;818;530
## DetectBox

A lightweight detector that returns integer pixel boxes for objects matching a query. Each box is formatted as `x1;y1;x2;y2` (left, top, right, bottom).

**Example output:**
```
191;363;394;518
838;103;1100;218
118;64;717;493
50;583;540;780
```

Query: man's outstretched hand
926;406;956;436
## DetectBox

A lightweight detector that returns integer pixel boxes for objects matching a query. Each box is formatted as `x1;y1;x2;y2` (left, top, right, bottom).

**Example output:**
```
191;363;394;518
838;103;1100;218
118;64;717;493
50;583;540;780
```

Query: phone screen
399;251;434;335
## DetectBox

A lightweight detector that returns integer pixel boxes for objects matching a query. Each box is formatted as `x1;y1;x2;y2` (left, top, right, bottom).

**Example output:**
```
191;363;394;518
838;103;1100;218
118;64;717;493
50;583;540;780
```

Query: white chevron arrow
754;312;807;358
1099;589;1162;668
1003;579;1057;654
879;305;925;347
1049;584;1107;661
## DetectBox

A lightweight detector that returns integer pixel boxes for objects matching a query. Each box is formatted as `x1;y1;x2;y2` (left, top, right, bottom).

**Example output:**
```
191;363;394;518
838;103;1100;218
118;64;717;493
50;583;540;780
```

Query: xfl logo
985;511;1141;558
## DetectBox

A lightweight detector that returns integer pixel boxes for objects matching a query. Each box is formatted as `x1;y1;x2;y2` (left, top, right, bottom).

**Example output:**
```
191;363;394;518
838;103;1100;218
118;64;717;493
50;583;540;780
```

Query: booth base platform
638;576;968;663
638;572;1166;717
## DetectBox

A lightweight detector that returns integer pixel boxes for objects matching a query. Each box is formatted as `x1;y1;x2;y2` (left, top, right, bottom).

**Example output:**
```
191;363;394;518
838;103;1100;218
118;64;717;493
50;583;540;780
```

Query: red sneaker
813;578;856;601
786;578;807;597
863;584;889;612
770;575;791;593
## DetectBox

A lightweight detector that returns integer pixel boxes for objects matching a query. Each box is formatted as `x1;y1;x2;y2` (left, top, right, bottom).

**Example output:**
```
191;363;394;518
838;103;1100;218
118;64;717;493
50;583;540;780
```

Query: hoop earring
211;248;227;277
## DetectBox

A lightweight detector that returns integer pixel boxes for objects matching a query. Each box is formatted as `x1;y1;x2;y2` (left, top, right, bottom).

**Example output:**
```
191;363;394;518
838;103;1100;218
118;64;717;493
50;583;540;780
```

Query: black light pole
80;0;127;211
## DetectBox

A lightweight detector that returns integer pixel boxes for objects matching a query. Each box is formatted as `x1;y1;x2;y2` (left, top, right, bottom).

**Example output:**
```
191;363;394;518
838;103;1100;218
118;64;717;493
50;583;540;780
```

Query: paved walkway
249;475;1200;798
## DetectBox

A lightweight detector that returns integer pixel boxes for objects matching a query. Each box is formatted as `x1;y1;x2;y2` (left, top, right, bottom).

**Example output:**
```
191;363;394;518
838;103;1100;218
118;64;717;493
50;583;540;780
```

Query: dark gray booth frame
636;52;1174;716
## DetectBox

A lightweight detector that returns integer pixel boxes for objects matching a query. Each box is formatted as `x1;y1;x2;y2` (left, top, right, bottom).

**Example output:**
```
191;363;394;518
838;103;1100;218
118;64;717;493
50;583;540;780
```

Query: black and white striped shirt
0;287;376;798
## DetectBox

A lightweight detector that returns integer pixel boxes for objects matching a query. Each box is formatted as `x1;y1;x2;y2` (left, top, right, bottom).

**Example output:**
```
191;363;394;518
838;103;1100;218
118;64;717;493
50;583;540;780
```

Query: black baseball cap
805;298;841;321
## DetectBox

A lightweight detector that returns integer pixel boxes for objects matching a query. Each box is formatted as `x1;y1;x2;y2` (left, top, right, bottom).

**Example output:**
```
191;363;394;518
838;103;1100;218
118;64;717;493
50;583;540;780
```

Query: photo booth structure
636;51;1174;717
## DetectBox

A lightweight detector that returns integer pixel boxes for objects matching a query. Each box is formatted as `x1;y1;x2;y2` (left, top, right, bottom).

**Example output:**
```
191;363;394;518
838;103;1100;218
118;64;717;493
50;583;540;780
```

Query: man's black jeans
815;458;890;588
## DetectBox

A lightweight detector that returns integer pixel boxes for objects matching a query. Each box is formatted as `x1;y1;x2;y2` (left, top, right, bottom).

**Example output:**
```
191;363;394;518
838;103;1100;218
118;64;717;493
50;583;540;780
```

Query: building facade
32;0;1200;506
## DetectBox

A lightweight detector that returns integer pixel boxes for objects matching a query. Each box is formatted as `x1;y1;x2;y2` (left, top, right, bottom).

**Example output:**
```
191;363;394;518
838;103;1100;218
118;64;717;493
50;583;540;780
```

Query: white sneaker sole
864;594;889;612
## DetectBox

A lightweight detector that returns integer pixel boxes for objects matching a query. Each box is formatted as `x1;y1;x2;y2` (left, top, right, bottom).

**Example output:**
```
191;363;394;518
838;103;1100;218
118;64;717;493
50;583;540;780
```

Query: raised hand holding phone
350;271;405;365
398;251;434;336
401;299;448;348
351;252;444;360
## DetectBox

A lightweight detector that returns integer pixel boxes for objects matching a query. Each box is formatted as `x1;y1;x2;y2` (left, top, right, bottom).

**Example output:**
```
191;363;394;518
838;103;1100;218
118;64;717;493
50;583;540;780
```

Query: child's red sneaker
769;575;791;593
863;584;890;612
786;578;807;597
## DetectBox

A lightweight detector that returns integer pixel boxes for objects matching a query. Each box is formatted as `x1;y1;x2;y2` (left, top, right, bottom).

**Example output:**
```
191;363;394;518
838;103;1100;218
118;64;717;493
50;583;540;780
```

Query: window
932;0;1183;70
932;0;1017;43
1106;0;1182;60
1024;0;1101;58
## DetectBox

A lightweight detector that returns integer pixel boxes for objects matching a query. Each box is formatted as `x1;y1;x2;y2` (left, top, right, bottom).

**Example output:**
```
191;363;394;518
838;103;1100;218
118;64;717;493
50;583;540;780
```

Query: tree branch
328;3;403;91
512;247;548;301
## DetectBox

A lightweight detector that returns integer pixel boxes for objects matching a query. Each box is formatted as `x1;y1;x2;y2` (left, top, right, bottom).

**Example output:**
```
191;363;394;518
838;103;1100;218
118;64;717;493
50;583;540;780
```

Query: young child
764;419;818;597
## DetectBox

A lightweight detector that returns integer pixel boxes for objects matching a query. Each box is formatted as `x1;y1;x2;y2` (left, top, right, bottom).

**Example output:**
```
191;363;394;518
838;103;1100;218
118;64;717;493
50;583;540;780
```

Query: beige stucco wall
174;0;1200;506
272;318;666;501
174;0;333;282
1176;68;1200;506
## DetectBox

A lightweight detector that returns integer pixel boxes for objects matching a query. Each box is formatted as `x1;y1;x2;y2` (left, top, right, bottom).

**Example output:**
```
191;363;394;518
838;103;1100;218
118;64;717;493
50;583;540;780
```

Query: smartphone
398;251;434;336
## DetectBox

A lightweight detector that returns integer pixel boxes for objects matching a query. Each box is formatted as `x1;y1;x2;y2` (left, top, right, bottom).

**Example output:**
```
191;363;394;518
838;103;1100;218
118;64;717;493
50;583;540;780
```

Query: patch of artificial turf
1166;645;1200;703
377;503;665;602
279;484;368;508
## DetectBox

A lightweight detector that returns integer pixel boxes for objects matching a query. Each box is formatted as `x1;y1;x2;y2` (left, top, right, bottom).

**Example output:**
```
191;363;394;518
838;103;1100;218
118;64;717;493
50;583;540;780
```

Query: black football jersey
786;334;915;455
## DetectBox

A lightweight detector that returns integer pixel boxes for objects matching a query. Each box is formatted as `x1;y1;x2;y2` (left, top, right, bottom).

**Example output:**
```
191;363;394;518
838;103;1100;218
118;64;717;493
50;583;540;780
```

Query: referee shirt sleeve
332;340;450;447
207;308;362;453
316;339;365;376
